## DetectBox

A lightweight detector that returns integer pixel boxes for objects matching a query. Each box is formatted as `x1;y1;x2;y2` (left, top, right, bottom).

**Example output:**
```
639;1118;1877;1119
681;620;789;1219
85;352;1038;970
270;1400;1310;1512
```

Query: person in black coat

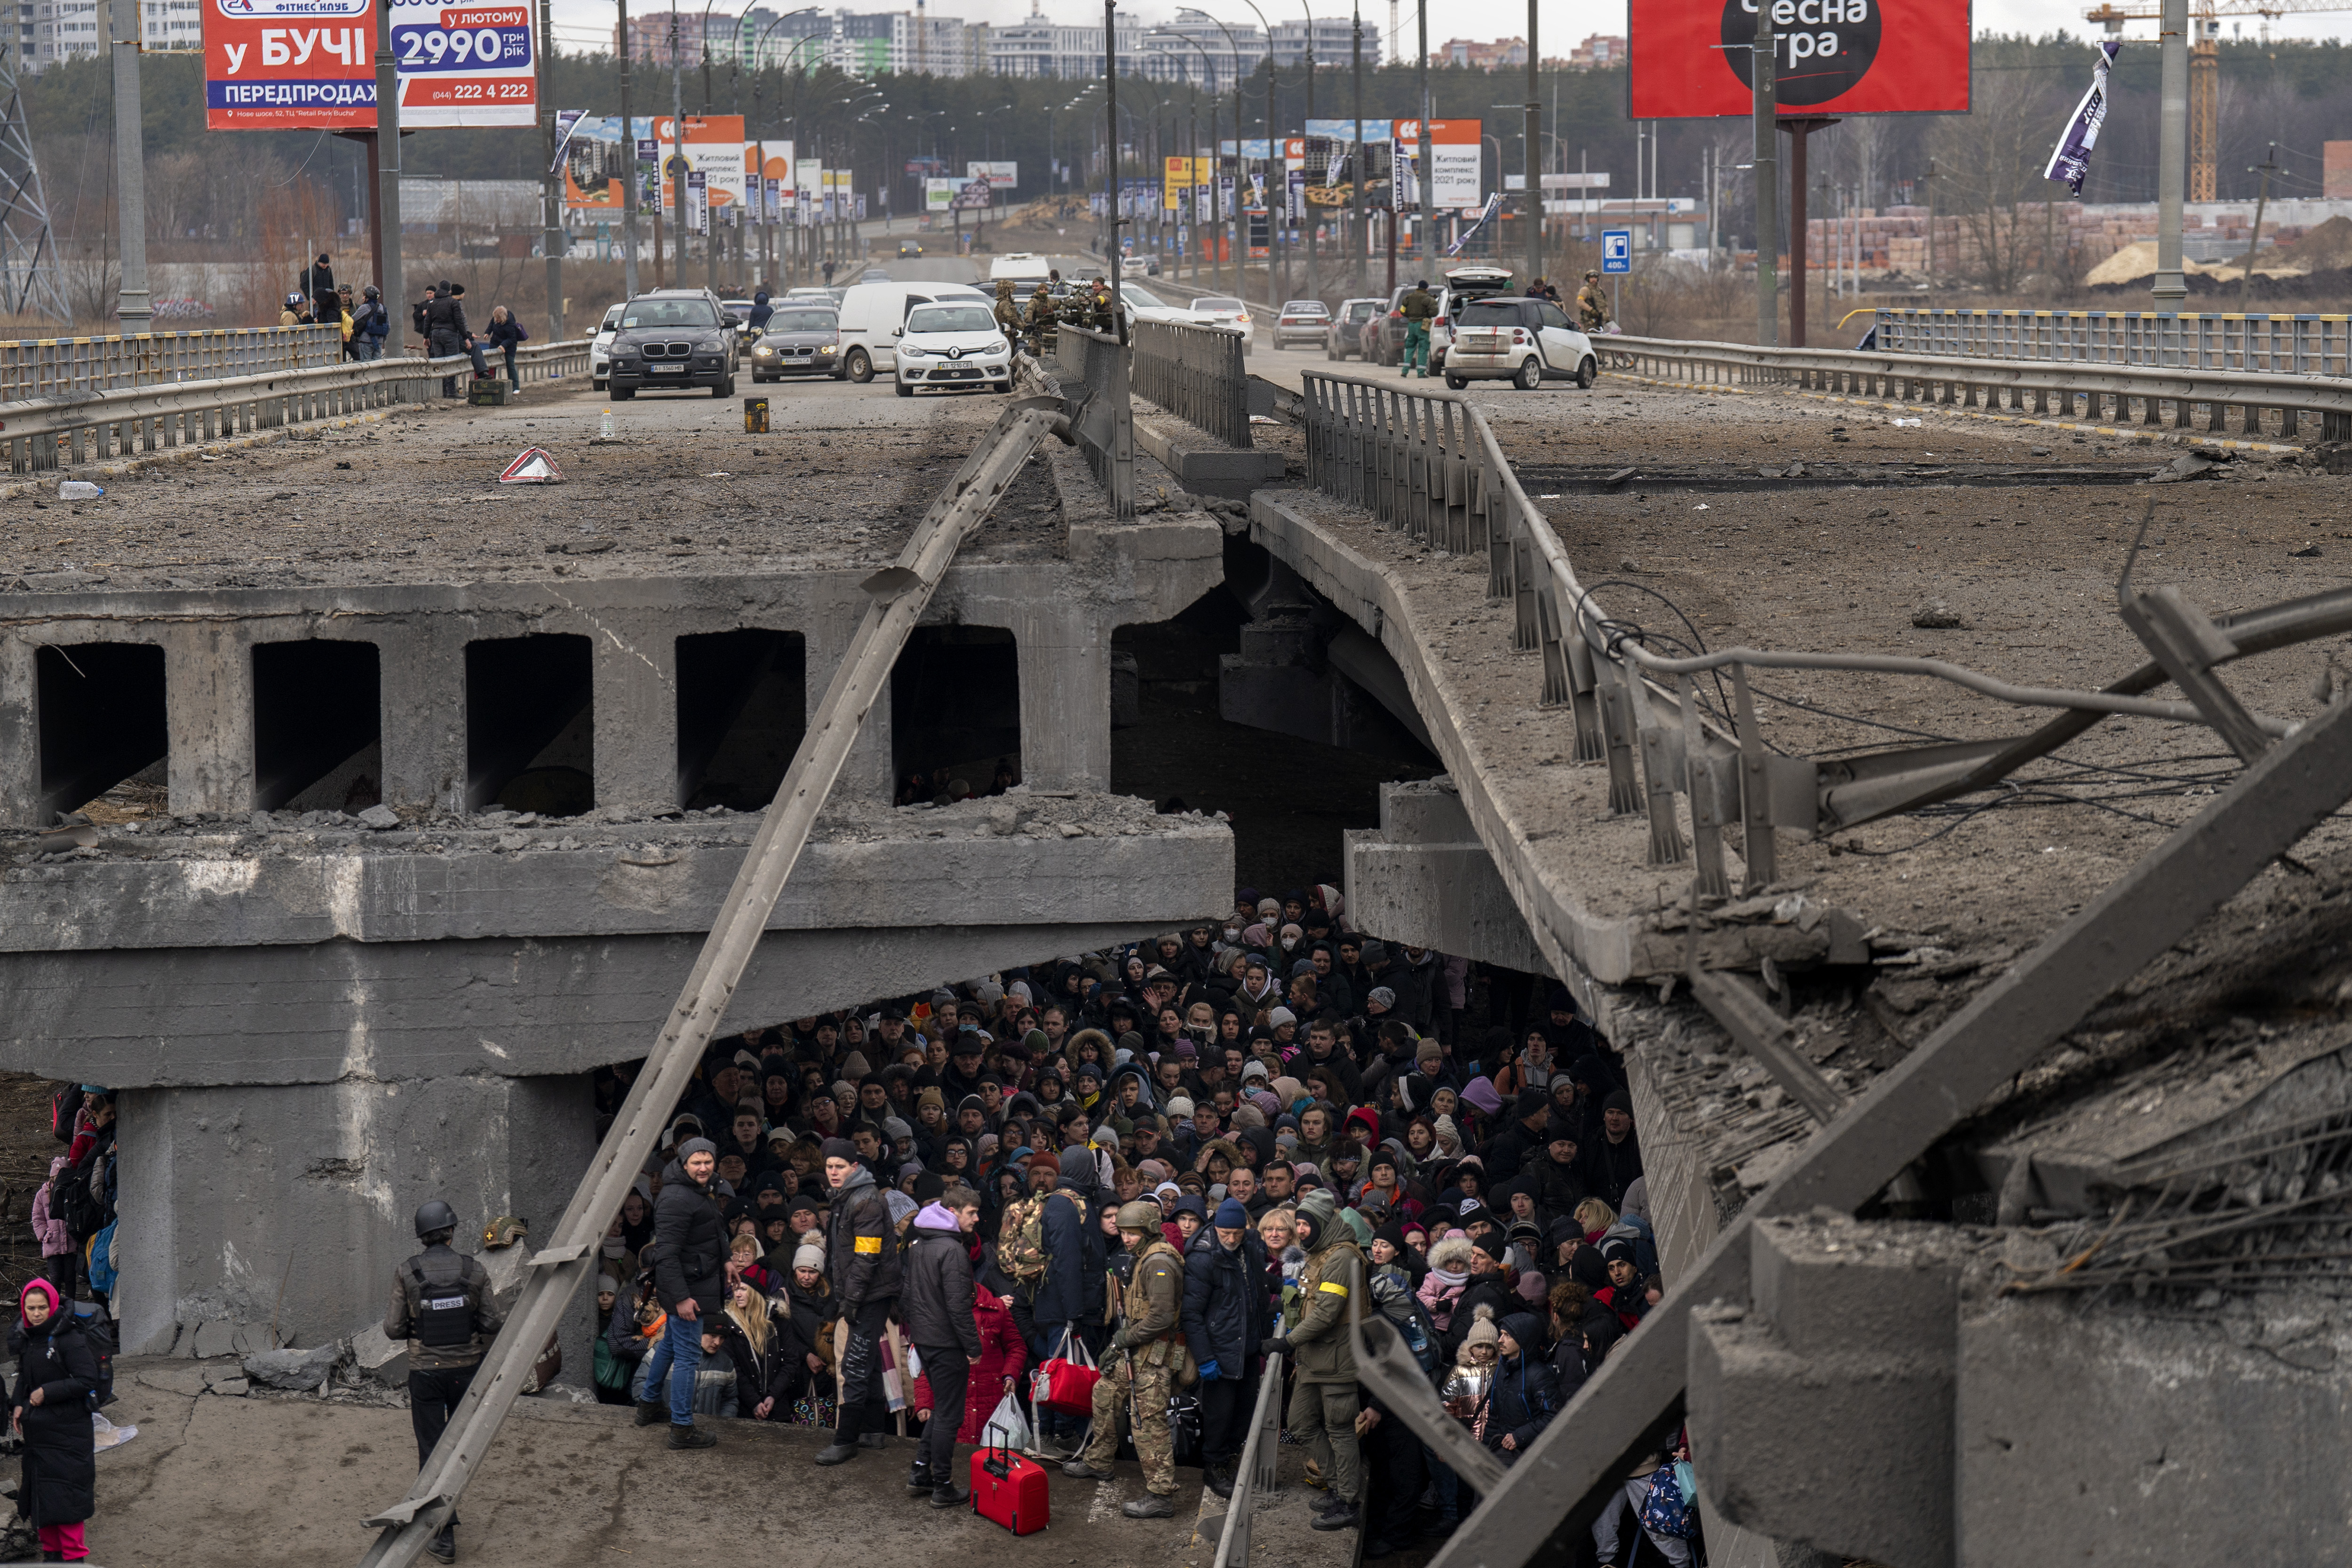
641;1140;728;1446
1480;1313;1560;1462
1181;1198;1268;1496
708;1277;812;1422
10;1279;96;1560
899;1194;983;1504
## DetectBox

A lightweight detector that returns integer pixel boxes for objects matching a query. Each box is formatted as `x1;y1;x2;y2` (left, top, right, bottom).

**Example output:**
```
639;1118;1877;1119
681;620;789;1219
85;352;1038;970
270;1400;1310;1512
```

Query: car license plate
649;364;684;374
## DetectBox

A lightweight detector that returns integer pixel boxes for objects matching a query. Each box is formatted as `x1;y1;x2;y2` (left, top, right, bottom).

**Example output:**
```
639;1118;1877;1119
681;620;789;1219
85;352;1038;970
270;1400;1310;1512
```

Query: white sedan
893;300;1015;396
589;302;623;389
1188;294;1253;350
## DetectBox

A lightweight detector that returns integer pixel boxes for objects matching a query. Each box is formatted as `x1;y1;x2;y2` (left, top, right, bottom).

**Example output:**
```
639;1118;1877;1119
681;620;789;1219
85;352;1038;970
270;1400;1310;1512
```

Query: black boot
814;1439;859;1465
667;1423;717;1449
931;1481;969;1509
1206;1462;1235;1499
633;1399;665;1427
907;1460;935;1493
424;1522;457;1563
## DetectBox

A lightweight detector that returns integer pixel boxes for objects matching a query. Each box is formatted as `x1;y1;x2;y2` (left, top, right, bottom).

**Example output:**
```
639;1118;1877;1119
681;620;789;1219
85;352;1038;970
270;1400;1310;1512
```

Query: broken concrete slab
210;1377;250;1397
133;1363;211;1398
350;1322;409;1385
187;1320;239;1361
242;1343;339;1392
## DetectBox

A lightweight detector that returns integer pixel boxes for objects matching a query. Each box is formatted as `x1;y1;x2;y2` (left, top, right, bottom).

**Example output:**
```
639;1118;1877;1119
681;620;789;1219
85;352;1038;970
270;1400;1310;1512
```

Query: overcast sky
546;0;2352;62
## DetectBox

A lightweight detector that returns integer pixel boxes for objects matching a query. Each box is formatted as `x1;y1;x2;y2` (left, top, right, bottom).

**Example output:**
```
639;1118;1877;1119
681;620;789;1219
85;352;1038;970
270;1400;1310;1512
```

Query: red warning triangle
499;446;565;485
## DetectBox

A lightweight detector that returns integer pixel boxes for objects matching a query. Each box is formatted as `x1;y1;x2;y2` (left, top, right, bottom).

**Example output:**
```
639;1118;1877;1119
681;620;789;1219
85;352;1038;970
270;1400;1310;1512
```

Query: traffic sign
1601;229;1631;274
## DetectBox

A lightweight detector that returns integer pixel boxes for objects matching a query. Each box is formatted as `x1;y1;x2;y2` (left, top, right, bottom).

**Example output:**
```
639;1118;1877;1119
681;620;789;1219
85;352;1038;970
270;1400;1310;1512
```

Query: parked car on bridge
747;303;841;381
1440;294;1598;390
1326;296;1383;361
590;302;624;389
1273;299;1330;348
893;300;1015;397
604;289;742;399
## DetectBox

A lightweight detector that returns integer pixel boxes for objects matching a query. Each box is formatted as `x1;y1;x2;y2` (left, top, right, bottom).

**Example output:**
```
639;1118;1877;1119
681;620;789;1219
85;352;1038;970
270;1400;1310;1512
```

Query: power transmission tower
0;45;67;324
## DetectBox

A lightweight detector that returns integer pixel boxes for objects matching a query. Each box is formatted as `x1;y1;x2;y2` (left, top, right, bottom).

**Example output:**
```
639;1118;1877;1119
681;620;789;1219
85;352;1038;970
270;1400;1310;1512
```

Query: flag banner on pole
1445;191;1503;256
549;109;586;174
2045;40;2121;196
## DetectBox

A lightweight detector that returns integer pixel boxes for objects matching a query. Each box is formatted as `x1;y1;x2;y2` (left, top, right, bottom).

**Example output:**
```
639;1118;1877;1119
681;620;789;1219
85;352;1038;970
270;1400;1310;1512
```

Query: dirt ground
0;375;1070;595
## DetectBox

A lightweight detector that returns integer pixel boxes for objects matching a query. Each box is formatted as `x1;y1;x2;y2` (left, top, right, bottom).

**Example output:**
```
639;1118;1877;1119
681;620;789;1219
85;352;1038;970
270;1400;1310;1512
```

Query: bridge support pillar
114;1071;598;1362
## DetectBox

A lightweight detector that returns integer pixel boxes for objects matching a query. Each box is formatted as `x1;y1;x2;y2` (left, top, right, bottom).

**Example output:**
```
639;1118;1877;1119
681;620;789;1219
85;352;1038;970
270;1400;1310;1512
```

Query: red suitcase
972;1428;1051;1536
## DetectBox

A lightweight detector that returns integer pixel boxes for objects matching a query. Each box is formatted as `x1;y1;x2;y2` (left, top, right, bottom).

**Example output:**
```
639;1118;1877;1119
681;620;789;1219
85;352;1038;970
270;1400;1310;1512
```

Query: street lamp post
1351;2;1365;296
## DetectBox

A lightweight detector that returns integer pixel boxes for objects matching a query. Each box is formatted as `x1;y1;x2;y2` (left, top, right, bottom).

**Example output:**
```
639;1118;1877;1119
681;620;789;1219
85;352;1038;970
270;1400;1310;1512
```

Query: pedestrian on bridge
384;1200;503;1564
485;307;528;392
1398;282;1436;379
815;1135;901;1465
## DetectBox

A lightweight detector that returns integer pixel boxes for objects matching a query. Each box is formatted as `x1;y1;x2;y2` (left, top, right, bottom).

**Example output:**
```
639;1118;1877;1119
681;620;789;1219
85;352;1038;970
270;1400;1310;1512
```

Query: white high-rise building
25;0;197;71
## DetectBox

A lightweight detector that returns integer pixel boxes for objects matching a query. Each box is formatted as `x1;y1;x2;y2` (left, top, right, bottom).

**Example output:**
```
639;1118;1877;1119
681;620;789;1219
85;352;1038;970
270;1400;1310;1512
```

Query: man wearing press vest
384;1200;504;1564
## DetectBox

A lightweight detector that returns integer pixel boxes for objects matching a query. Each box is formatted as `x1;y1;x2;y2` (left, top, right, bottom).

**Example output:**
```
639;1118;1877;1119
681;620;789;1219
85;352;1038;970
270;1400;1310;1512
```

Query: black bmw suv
606;288;741;398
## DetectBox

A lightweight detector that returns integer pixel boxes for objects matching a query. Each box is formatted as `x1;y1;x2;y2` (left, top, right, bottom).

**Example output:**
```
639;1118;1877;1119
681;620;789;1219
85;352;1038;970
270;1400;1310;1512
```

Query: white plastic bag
984;1391;1034;1453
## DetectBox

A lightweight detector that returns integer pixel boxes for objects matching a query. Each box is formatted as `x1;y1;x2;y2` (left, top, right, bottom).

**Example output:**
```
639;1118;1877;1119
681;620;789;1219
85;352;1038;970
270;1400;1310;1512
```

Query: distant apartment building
1435;35;1526;70
24;0;196;71
1567;32;1625;69
625;5;982;76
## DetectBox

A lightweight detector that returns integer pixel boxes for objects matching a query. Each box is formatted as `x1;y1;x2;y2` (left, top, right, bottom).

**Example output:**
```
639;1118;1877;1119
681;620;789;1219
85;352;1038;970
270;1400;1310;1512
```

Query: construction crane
2085;0;2349;200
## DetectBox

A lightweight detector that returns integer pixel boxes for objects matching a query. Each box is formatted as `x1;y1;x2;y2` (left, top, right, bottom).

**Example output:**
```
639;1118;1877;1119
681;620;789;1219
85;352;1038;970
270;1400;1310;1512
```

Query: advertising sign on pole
203;0;378;130
1629;0;1971;118
963;161;1017;190
1601;229;1632;272
1163;157;1192;209
563;115;747;213
687;170;708;234
387;0;536;127
1393;119;1482;207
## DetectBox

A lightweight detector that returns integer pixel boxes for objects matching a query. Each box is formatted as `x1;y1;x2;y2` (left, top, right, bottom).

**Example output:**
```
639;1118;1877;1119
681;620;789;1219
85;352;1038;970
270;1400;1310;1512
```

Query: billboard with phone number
206;0;538;128
388;0;535;126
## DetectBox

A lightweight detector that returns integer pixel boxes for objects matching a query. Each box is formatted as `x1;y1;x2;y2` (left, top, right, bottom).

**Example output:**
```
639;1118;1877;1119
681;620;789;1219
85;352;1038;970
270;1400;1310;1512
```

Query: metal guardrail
1;340;591;474
1208;1348;1286;1568
0;324;343;400
1297;362;2352;898
1874;308;2352;380
1133;318;1254;448
357;393;1073;1568
1043;325;1136;518
1600;334;2352;444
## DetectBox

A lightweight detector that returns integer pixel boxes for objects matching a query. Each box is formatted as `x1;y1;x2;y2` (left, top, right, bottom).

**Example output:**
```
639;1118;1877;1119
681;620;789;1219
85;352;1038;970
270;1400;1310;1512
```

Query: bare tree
1926;52;2065;294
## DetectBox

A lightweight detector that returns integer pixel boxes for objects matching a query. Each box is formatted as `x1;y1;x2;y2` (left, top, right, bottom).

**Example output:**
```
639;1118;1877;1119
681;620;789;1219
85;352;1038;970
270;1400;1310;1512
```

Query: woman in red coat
912;1283;1031;1445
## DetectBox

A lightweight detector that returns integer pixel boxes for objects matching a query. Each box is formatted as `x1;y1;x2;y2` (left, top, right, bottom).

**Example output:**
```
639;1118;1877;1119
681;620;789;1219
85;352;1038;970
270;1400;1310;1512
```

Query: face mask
1281;937;1297;951
1224;926;1240;940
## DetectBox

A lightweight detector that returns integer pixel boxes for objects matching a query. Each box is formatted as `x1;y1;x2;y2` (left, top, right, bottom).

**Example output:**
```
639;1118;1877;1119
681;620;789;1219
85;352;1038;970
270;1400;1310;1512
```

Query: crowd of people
586;883;1697;1565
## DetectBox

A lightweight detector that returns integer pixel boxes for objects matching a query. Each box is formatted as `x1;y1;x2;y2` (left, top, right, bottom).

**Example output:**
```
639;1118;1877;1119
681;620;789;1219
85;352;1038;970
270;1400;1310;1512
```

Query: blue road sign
1601;229;1631;273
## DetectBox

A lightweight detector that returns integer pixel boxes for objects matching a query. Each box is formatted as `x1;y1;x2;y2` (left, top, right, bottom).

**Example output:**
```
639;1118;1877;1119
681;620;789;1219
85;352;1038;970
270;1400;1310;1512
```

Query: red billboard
1629;0;1970;119
205;0;379;130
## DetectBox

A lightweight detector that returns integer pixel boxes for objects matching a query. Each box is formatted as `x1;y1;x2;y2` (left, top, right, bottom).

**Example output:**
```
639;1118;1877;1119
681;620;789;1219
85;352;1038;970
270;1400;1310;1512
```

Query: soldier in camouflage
1063;1200;1189;1517
1263;1187;1365;1531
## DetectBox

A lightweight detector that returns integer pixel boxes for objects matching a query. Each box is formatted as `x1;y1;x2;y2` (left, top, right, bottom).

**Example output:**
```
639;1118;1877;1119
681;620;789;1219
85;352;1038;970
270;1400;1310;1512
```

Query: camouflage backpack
999;1193;1049;1282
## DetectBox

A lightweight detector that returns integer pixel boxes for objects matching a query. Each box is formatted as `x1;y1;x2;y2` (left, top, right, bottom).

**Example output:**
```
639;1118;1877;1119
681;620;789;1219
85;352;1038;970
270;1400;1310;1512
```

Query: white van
988;253;1052;285
833;280;989;383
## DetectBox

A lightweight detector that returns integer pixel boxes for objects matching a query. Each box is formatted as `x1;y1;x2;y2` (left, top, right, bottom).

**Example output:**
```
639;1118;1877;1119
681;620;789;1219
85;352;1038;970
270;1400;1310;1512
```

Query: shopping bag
984;1391;1034;1453
1031;1327;1101;1417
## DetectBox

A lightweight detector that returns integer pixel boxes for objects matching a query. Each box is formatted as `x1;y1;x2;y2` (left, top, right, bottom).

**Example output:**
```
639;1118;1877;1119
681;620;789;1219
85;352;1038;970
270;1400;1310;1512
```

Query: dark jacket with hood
11;1283;95;1528
651;1155;727;1315
826;1164;902;1308
1481;1341;1561;1459
1033;1156;1104;1328
1181;1225;1268;1371
901;1202;983;1353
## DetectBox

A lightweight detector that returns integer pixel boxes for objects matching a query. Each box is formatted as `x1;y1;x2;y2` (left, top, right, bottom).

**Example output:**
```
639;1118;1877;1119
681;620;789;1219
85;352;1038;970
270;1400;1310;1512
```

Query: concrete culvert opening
890;625;1018;803
675;628;807;810
465;633;594;815
36;641;166;824
252;639;381;812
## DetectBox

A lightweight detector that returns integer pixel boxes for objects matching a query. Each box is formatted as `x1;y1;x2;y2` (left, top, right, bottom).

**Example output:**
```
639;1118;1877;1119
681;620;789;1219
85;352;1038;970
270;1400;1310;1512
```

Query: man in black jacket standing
817;1136;902;1465
900;1186;982;1505
637;1138;724;1449
423;280;469;395
385;1198;503;1563
1181;1197;1267;1498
